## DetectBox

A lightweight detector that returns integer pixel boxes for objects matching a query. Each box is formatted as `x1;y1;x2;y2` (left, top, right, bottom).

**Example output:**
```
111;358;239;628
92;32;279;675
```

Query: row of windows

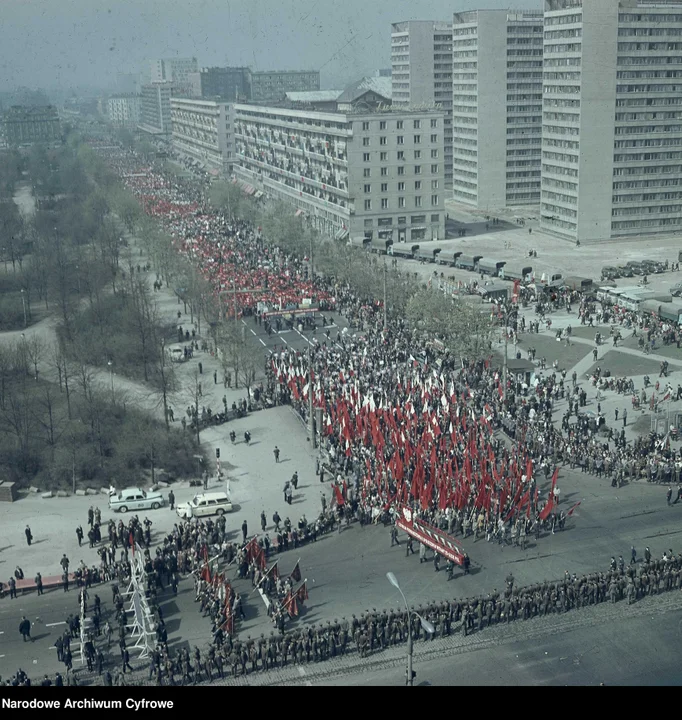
360;149;440;162
614;165;682;176
619;13;682;23
616;97;682;106
543;163;578;177
618;70;682;79
544;29;581;39
613;204;682;215
544;138;579;150
544;72;581;81
612;217;682;231
544;85;580;94
544;13;581;27
542;190;576;204
543;177;577;191
542;150;578;163
614;151;682;161
616;137;682;148
360;119;438;131
544;98;580;108
362;134;439;146
613;191;682;203
618;57;682;66
544;43;581;53
363;180;440;192
618;42;682;51
616;111;681;121
363;196;439;211
542;202;577;218
361;163;440;175
544;124;579;136
545;57;581;67
613;177;682;188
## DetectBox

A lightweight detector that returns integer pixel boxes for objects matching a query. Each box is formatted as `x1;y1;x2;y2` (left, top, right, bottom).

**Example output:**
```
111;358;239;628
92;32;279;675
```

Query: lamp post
386;572;435;686
107;360;114;401
20;289;27;328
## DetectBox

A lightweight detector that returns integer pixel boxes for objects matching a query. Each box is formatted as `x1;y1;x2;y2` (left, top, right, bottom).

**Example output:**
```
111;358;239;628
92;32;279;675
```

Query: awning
295;209;305;217
247;186;256;195
334;228;349;240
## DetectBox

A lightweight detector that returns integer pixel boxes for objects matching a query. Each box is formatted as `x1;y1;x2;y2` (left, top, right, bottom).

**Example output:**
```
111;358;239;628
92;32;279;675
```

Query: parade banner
395;506;465;565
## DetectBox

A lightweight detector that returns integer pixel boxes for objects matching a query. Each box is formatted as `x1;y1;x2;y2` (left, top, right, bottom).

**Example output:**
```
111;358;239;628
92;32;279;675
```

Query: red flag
566;500;582;517
333;484;345;506
290;560;301;583
538;496;554;521
268;561;279;580
200;563;211;583
296;581;309;603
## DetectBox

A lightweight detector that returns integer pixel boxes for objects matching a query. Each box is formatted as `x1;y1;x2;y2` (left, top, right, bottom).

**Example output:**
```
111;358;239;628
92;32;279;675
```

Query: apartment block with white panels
233;104;445;243
170;98;234;175
451;9;544;210
541;0;682;242
391;21;454;188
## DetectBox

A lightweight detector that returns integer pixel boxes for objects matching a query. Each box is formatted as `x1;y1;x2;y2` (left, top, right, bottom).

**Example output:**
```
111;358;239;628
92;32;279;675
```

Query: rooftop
336;76;392;104
285;90;343;103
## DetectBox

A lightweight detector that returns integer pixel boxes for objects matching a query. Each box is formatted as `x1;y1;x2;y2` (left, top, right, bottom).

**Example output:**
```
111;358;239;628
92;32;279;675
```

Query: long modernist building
541;0;682;242
170;98;235;176
233;103;445;244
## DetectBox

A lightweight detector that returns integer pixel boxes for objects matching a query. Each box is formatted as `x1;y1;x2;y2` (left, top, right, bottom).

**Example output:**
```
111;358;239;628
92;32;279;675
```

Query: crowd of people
6;137;668;686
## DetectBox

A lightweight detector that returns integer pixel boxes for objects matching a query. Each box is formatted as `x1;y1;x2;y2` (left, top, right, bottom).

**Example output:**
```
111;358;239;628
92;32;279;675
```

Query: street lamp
107;360;114;400
20;289;27;328
386;572;435;686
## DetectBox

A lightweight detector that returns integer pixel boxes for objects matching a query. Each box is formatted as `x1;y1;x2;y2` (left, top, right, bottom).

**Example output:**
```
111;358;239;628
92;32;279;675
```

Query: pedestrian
35;572;43;596
261;511;267;533
88;506;94;527
25;525;32;546
8;576;17;599
273;446;280;463
667;486;673;506
122;648;133;674
76;525;83;546
623;408;627;427
198;362;203;375
242;520;248;543
631;545;637;564
19;616;33;642
406;537;415;556
390;526;400;547
168;490;175;510
214;370;217;385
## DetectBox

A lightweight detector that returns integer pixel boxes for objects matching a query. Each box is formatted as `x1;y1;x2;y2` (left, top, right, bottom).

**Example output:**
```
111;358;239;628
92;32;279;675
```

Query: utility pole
383;260;388;331
307;343;316;448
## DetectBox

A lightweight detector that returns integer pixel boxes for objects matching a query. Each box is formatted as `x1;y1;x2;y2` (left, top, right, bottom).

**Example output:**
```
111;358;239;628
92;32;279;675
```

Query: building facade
188;66;251;101
139;82;174;138
150;57;198;94
106;94;140;127
452;9;544;209
249;71;320;103
391;21;454;188
233;103;445;243
541;0;682;242
170;98;234;175
2;105;61;145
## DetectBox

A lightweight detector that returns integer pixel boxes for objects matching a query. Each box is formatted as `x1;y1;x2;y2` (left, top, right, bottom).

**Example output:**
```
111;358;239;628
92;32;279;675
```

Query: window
362;121;370;131
381;198;388;209
380;121;387;130
364;219;373;228
431;195;439;205
398;166;405;175
398;181;405;191
414;135;421;144
431;214;440;222
414;180;422;190
364;199;372;210
414;119;421;129
411;215;426;223
378;217;392;226
397;135;404;145
381;183;388;192
398;197;406;208
432;180;439;189
363;152;370;161
415;165;422;175
431;134;438;143
363;168;371;177
397;120;404;129
414;150;422;159
431;118;438;128
380;136;387;146
381;167;388;177
397;150;405;160
431;149;439;158
431;164;439;173
380;151;388;161
398;216;406;224
363;137;370;146
364;184;371;193
415;196;422;207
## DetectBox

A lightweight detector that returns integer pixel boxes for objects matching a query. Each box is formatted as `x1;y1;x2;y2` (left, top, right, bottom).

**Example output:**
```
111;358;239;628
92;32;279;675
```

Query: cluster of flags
258;558;308;618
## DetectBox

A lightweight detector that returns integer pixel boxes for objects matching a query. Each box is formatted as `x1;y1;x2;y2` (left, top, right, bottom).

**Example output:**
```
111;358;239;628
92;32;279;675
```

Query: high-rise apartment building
451;9;544;209
139;82;174;138
188;67;251;101
150;57;198;94
391;21;453;188
541;0;682;242
2;105;61;145
106;94;140;127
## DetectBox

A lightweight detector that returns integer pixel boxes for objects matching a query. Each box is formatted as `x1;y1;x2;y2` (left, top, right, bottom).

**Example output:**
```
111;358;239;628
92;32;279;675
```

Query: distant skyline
1;0;534;92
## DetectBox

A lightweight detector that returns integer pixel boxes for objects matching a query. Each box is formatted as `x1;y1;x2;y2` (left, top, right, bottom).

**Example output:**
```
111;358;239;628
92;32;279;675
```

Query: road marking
259;339;266;346
45;621;66;627
0;655;4;659
297;665;312;686
250;329;257;336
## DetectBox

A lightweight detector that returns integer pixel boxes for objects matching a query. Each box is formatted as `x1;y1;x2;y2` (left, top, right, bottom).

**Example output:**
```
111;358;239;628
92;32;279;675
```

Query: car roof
195;492;230;501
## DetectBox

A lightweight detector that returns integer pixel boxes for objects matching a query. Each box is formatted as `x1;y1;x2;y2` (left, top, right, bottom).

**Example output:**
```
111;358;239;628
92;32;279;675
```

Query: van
176;491;233;519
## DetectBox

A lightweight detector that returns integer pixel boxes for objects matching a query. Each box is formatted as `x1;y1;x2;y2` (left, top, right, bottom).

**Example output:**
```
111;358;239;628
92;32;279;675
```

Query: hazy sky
1;0;534;91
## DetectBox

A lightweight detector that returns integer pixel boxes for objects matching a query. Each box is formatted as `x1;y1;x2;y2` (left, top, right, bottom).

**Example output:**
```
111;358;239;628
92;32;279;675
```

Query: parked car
625;261;644;275
108;487;165;513
601;266;620;280
670;281;682;298
642;259;664;274
617;265;634;278
176;492;233;519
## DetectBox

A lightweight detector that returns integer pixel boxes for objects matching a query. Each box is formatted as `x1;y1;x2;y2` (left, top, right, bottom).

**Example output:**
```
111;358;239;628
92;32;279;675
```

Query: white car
108;487;165;513
176;492;232;519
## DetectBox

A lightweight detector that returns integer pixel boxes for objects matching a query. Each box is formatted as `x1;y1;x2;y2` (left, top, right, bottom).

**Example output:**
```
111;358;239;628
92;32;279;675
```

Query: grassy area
0;371;198;490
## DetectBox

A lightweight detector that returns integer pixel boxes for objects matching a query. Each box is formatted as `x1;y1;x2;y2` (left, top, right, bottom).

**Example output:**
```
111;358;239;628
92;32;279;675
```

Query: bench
1;572;76;597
